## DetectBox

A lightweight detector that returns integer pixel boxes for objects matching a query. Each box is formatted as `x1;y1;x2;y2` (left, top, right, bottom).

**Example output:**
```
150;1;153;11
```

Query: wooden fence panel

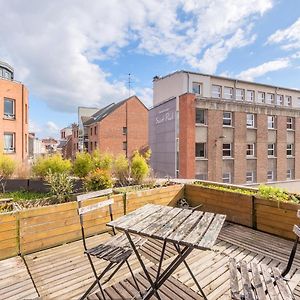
126;185;184;214
0;212;19;260
255;197;300;240
184;184;253;227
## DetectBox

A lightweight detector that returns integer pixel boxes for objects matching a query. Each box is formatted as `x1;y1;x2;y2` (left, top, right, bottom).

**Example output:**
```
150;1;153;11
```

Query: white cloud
237;58;290;81
0;0;273;113
267;18;300;50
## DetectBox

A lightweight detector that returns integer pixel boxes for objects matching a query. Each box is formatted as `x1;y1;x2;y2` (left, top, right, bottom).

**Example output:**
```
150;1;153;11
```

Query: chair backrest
77;188;113;250
282;209;300;277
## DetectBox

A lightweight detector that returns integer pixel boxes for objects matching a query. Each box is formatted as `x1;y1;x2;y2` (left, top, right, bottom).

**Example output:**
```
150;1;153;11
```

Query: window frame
266;93;275;104
222;172;231;183
267;116;275;129
192;82;202;95
246;171;254;183
195;108;206;125
3;132;15;153
195;142;206;158
287;169;294;180
222;143;232;158
267;170;274;182
268;143;275;157
246;90;255;102
286;96;292;106
4;98;15;119
246;113;255;128
277;94;284;105
123;127;127;135
246;144;255;157
212;85;222;98
123;141;127;151
235;88;244;101
223;111;232;127
287;144;294;157
258;91;265;103
224;87;233;100
287;117;294;130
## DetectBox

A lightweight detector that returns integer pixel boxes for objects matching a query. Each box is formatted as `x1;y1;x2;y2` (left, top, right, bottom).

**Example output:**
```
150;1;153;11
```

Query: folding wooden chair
229;209;300;300
77;189;143;300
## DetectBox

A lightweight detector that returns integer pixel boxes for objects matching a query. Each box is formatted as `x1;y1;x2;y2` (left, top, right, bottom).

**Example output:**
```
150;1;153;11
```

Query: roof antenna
128;73;131;97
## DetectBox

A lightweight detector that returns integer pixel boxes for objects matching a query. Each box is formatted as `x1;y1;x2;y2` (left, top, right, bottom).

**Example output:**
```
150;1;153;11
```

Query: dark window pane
195;109;205;124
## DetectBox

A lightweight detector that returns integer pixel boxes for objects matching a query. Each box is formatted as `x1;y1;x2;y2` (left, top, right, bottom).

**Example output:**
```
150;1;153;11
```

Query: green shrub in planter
130;151;149;184
84;169;114;191
33;154;72;178
45;170;74;203
257;185;291;202
0;155;16;193
73;152;93;178
113;154;129;186
92;150;113;171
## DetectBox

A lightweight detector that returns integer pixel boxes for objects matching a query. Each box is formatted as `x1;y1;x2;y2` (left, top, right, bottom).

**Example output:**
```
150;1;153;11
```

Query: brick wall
276;116;287;181
179;93;195;178
0;79;28;162
295;118;300;179
256;114;268;183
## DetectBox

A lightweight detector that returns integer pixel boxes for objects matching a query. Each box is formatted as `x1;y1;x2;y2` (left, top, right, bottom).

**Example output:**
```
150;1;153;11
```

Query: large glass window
4;98;15;119
277;94;284;105
246;171;254;183
287;117;294;130
246;144;255;157
212;85;222;98
195;108;206;124
195;143;206;158
223;112;232;126
287;144;294;156
222;172;231;183
258;92;265;103
246;90;255;102
266;93;275;104
3;133;15;153
287;169;294;180
267;116;275;129
267;170;274;182
286;96;292;106
268;144;275;156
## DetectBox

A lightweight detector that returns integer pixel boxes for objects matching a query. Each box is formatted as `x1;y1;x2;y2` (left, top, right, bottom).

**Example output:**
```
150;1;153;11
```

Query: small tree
130;151;149;184
73;152;93;178
0;155;16;193
84;169;114;191
45;170;74;203
32;154;72;178
113;154;129;186
92;150;113;171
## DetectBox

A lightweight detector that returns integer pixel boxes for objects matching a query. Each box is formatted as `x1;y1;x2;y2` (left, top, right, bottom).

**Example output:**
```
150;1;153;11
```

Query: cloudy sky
0;0;300;138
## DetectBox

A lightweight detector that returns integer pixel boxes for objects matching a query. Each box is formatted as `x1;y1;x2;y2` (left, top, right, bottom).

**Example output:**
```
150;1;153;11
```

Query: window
4;98;15;119
287;117;294;130
3;133;15;153
246;144;255;157
286;96;292;106
195;108;206;124
236;89;244;101
287;144;294;156
195;143;206;158
258;92;265;103
90;142;93;151
222;172;231;183
123;141;127;150
287;169;294;180
222;143;232;157
246;90;255;102
123;127;127;135
266;93;275;104
25;134;27;153
90;127;93;135
195;173;207;180
268;144;275;157
212;85;221;98
246;114;255;128
277;94;284;105
267;170;274;182
246;171;254;183
224;87;233;99
267;116;275;129
25;104;28;124
94;141;97;149
94;126;97;135
223;112;232;126
192;82;202;94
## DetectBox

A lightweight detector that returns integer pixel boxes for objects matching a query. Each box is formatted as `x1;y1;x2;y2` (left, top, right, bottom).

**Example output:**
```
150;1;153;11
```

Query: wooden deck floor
2;223;300;300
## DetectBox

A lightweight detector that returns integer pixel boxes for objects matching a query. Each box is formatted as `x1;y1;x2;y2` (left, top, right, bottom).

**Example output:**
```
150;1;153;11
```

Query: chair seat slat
77;188;113;202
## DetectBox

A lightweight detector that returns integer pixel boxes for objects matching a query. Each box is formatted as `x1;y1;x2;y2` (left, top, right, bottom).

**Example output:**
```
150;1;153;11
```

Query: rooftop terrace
2;222;300;299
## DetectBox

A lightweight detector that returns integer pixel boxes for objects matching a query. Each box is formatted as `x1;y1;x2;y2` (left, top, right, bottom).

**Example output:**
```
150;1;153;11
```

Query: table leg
124;231;162;300
173;243;208;300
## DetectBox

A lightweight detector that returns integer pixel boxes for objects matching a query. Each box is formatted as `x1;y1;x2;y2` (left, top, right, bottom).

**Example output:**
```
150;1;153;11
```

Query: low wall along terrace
0;185;184;260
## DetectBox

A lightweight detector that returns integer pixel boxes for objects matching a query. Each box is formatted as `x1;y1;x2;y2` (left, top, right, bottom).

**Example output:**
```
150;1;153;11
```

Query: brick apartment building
0;61;29;162
149;71;300;184
71;95;148;158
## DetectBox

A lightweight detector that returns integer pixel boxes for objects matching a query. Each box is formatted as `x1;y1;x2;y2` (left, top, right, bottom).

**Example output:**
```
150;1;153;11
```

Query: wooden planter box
185;184;254;227
0;184;184;260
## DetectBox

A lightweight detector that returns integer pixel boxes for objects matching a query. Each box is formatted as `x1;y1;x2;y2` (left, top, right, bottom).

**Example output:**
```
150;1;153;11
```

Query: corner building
0;61;28;162
149;71;300;184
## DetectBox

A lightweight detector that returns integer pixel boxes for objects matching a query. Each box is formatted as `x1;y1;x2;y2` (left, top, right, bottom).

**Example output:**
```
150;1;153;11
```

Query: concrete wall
149;98;177;177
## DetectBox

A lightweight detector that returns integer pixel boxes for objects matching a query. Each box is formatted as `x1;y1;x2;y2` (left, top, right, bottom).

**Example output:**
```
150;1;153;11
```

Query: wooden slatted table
107;204;226;300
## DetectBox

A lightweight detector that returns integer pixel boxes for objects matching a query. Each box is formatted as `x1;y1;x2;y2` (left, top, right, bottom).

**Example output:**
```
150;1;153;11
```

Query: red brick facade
87;96;148;157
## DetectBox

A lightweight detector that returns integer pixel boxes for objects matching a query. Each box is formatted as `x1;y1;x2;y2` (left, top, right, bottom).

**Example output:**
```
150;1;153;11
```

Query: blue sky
0;0;299;138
